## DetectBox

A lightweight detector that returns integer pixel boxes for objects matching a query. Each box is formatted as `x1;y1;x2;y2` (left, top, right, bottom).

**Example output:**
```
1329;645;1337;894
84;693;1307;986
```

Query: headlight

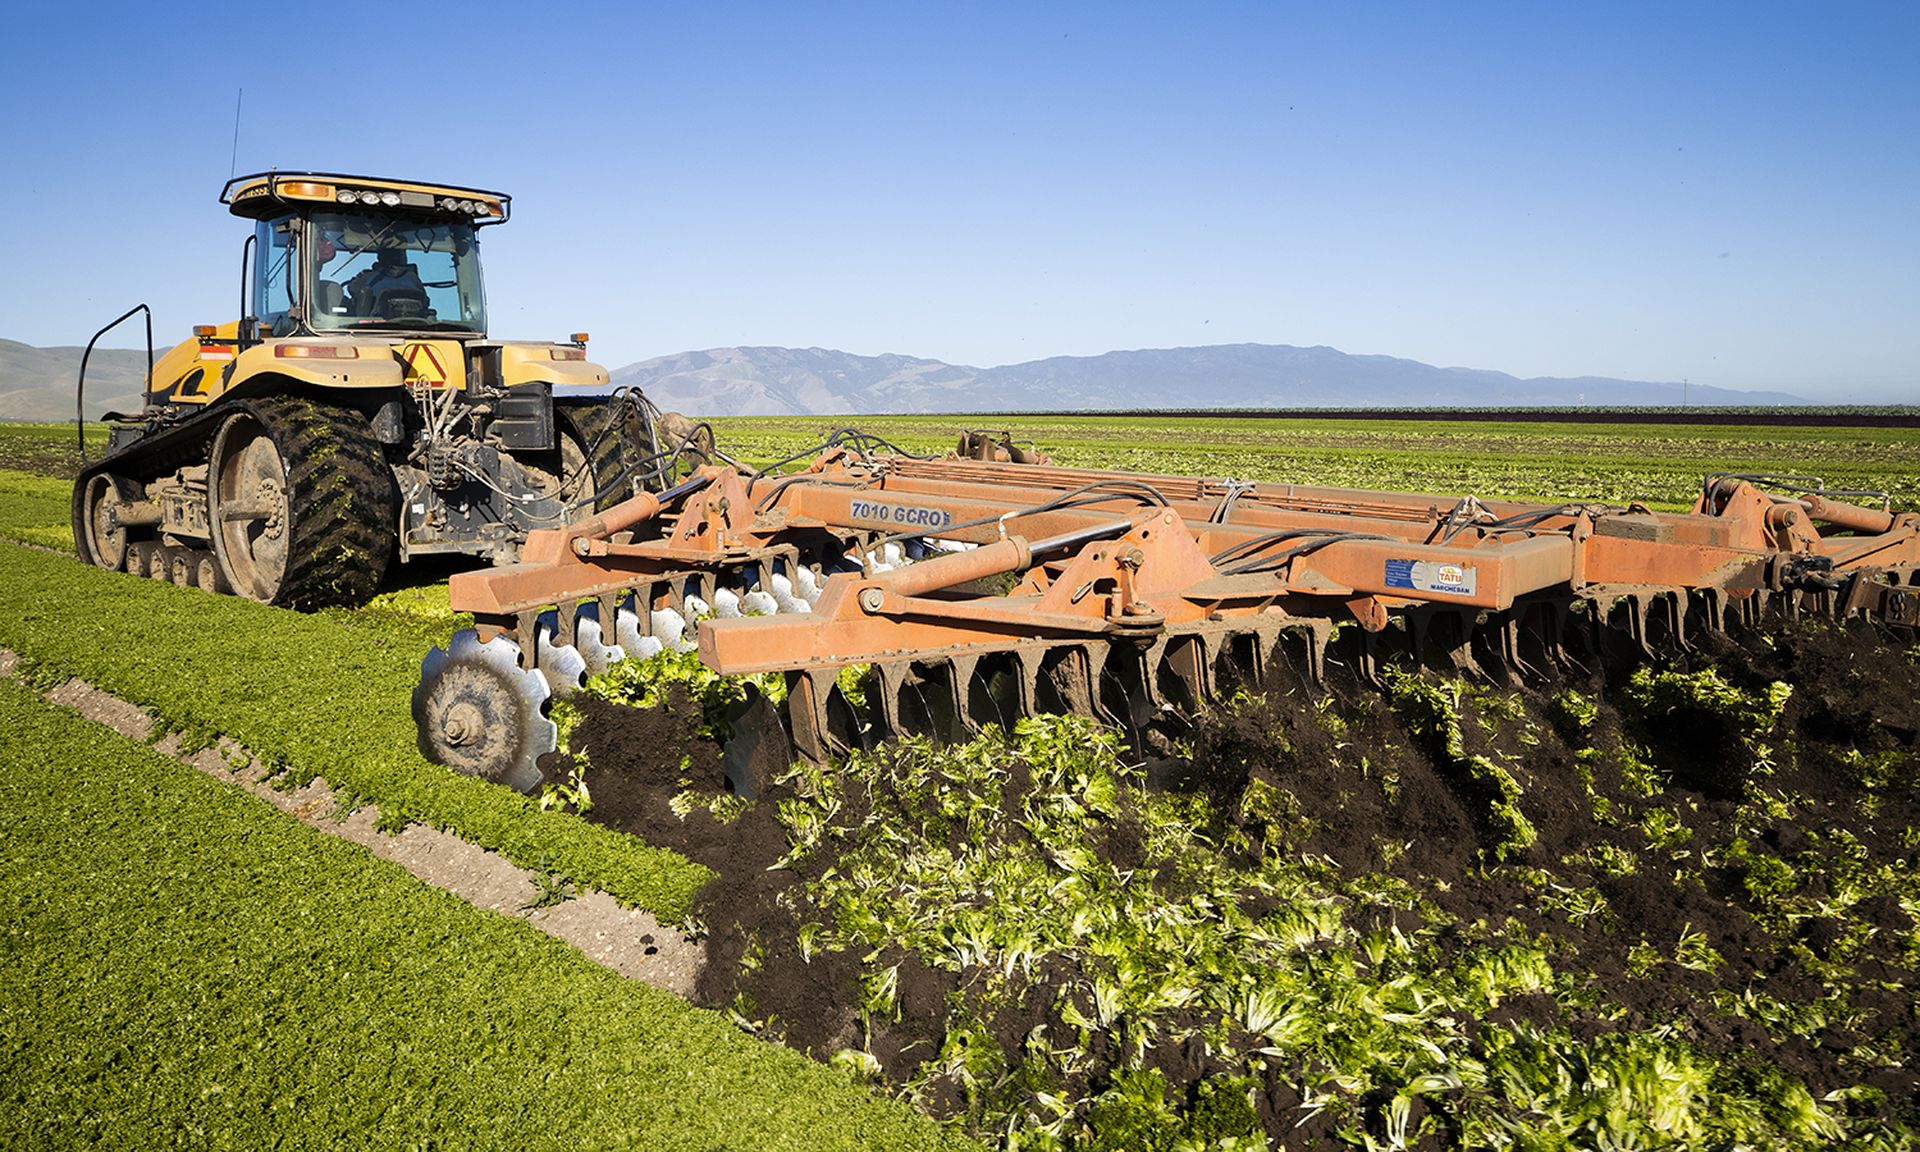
440;197;459;211
457;200;475;213
379;191;401;207
336;190;357;203
358;190;380;205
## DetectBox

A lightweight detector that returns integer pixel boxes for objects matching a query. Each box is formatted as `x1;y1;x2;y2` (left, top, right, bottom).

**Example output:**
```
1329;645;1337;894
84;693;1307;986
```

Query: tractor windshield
306;211;487;334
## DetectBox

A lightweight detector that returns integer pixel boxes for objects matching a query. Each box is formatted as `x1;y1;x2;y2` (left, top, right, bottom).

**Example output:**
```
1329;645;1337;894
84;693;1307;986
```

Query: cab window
307;211;486;333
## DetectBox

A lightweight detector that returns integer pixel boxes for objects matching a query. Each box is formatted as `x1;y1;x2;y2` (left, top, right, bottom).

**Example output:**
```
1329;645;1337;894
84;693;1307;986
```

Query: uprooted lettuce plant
1381;670;1537;861
582;643;789;741
1618;666;1793;791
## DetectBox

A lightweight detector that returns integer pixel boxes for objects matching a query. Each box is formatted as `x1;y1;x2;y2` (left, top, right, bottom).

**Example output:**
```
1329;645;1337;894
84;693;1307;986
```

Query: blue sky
3;2;1914;401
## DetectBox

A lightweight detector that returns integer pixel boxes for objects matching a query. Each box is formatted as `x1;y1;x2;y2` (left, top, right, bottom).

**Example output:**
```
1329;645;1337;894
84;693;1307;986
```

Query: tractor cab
222;173;509;344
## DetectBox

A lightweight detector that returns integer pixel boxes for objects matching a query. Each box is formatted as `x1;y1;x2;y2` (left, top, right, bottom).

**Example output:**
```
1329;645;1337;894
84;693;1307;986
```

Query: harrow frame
426;441;1920;776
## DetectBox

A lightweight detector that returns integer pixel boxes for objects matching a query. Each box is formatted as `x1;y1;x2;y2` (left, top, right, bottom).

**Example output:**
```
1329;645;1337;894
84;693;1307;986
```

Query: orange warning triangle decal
402;342;450;387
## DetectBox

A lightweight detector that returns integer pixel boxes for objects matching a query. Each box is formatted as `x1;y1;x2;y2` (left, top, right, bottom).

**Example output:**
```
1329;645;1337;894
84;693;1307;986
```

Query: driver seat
314;280;347;319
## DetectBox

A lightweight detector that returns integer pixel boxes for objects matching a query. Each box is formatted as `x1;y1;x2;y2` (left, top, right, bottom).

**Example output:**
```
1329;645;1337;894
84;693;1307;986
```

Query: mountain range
612;344;1805;415
3;338;1805;421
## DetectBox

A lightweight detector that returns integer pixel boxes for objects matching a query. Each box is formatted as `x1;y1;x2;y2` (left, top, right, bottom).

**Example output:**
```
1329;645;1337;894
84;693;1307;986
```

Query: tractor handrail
76;304;153;465
238;232;257;353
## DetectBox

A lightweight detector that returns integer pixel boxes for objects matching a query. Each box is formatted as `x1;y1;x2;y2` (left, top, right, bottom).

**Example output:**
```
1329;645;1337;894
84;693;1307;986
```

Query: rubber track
235;395;397;609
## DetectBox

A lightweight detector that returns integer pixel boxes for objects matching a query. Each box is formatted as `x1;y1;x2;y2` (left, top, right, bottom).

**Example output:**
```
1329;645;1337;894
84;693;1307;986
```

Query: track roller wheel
194;551;230;594
125;540;160;579
146;545;177;581
209;396;396;608
168;548;197;587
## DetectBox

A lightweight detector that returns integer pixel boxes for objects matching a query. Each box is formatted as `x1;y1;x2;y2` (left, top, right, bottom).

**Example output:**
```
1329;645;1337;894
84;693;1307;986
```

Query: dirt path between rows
0;647;703;997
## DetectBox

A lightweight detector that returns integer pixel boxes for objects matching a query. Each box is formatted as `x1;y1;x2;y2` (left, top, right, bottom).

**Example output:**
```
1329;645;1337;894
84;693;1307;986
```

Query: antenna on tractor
228;88;244;180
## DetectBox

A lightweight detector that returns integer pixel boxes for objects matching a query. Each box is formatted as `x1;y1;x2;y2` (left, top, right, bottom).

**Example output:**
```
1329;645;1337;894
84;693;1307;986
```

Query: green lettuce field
2;414;1916;1150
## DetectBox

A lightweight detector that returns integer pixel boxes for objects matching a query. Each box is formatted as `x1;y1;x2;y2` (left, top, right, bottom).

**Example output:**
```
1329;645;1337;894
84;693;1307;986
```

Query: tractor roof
221;171;511;224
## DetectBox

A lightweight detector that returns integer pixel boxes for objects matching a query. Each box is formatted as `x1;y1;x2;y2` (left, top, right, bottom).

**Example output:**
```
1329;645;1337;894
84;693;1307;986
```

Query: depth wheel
413;630;555;794
79;474;130;572
208;396;396;608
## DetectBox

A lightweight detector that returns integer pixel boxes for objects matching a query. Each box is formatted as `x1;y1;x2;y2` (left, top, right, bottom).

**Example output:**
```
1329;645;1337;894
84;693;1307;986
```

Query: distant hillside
616;343;1806;416
0;340;148;421
617;347;978;416
2;338;1809;422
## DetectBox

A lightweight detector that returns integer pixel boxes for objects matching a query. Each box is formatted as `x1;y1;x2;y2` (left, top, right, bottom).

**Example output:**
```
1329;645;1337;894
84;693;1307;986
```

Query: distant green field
0;421;104;479
710;413;1920;511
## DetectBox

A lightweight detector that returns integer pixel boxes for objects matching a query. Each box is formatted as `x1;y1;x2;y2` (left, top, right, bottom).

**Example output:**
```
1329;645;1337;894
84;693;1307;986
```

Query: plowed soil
567;619;1920;1147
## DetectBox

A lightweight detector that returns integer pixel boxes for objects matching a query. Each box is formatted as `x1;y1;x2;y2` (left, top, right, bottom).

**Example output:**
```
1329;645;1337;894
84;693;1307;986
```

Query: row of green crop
0;536;710;921
0;677;970;1151
0;461;706;917
0;466;472;655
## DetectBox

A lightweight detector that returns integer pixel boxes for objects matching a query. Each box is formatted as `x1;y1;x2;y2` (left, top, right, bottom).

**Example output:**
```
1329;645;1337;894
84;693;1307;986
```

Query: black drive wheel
558;402;654;512
560;428;591;504
79;474;130;572
522;424;597;511
208;396;396;608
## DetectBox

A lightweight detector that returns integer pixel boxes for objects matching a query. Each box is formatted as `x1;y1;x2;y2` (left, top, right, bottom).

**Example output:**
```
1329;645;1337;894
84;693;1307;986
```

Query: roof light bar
279;181;334;200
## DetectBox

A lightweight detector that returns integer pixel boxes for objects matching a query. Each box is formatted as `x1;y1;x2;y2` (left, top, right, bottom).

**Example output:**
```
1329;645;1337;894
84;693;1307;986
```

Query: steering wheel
379;291;431;320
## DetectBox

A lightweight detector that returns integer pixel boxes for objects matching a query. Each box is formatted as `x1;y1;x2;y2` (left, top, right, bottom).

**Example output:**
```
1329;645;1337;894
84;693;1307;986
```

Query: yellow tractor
71;171;683;607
